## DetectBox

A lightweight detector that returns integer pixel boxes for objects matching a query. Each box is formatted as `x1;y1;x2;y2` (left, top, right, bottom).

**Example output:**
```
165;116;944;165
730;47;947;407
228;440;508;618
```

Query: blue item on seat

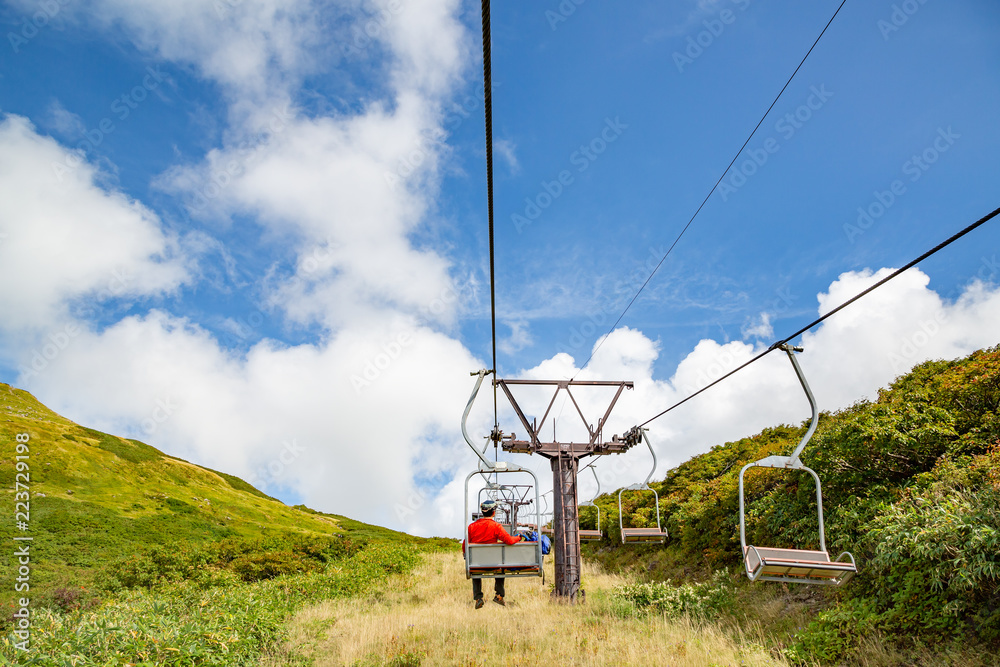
529;530;551;555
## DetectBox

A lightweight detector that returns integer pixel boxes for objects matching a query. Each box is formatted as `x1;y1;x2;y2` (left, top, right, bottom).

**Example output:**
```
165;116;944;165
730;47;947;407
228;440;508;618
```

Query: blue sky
1;0;999;536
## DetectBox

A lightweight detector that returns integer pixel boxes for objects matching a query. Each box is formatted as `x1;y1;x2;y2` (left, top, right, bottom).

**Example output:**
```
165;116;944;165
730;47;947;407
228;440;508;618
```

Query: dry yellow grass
266;552;791;667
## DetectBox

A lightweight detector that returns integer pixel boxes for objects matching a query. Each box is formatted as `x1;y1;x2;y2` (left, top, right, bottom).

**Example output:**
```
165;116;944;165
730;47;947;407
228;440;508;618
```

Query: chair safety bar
738;345;856;585
618;429;666;544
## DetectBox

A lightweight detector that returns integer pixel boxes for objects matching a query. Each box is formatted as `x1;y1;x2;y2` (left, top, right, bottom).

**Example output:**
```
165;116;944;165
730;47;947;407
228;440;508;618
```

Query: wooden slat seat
579;529;602;541
744;546;856;584
621;527;667;543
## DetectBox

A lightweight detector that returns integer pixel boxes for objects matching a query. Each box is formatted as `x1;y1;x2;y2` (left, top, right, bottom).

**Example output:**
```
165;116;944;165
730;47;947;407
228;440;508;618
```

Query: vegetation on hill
0;383;446;664
582;345;1000;663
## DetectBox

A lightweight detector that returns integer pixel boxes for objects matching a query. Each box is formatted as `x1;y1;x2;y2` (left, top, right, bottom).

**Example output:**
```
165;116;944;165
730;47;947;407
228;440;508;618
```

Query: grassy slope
0;382;437;608
267;551;788;667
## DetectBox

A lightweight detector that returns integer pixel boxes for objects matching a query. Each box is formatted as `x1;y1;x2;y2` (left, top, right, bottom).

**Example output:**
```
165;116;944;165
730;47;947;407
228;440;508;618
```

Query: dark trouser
472;577;505;601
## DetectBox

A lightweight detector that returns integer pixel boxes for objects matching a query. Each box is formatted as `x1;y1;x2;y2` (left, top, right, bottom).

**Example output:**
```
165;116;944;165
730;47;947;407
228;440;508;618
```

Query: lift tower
496;379;637;602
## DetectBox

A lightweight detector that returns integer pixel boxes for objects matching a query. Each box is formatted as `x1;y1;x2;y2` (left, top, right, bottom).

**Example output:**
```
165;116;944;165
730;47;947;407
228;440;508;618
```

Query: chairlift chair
462;370;544;580
618;429;667;544
578;464;603;542
738;345;857;586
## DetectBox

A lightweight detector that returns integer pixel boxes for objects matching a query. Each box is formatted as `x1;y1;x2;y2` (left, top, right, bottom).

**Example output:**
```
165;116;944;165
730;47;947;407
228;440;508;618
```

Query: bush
1;543;420;666
100;534;361;591
612;571;735;620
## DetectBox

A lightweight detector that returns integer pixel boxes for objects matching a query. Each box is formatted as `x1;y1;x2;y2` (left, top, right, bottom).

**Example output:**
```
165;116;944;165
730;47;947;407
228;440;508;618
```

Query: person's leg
494;577;505;601
472;577;483;601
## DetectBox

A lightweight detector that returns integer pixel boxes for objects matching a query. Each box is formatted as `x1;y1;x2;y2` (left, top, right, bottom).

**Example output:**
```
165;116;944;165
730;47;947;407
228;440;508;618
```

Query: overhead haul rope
634;205;1000;429
480;0;499;443
573;0;849;380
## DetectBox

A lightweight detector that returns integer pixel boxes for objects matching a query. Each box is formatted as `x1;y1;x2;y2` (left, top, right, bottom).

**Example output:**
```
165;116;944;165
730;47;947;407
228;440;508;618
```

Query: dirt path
267;552;789;666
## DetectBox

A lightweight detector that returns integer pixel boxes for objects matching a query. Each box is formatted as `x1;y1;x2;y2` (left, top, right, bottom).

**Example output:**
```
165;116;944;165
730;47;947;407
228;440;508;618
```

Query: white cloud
741;311;773;341
22;309;482;531
0;115;189;333
498;319;533;355
79;0;325;104
44;101;86;138
493;139;519;175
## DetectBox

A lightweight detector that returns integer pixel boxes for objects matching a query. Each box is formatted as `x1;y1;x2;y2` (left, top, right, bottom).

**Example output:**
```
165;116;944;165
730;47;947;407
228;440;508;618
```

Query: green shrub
612;571;735;620
1;543;420;665
786;597;882;664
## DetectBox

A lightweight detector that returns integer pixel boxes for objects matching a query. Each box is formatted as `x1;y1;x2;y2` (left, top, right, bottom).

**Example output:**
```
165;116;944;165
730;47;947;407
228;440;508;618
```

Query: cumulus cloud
0;115;189;333
22;309;482;530
409;269;1000;537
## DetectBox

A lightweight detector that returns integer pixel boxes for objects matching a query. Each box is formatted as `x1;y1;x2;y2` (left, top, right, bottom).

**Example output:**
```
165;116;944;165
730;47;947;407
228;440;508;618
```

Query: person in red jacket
464;498;524;608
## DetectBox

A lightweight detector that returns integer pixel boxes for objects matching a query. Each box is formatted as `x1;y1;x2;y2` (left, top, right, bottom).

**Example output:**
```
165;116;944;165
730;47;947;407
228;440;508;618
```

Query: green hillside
583;345;1000;662
0;382;438;612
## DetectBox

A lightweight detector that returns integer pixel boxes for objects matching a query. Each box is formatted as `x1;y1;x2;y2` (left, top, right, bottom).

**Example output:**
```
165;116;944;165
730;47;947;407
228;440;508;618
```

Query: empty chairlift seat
617;429;667;545
743;546;856;585
738;345;857;586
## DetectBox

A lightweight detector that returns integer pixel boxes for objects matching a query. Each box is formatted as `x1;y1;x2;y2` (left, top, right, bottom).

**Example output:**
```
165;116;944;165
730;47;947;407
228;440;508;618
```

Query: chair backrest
467;542;539;568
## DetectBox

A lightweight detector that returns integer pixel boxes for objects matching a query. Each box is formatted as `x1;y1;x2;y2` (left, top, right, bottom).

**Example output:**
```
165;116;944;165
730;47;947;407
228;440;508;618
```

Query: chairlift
578;464;603;542
462;370;544;580
738;345;857;586
477;483;534;535
617;429;667;544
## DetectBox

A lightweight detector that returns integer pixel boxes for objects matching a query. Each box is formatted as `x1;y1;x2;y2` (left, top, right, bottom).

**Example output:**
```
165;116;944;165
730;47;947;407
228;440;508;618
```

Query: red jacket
463;517;522;549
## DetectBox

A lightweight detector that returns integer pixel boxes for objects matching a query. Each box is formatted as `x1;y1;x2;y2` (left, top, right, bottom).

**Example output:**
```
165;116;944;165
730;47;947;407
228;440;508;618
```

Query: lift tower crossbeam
495;379;636;602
